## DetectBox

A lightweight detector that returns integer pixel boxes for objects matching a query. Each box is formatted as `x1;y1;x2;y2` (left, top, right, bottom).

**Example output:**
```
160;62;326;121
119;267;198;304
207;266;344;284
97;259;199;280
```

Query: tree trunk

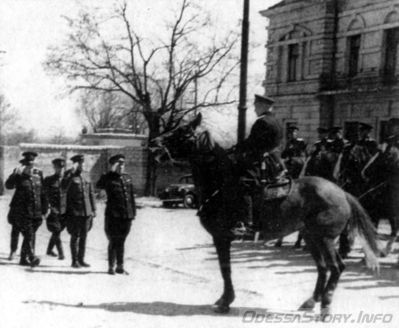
144;114;160;196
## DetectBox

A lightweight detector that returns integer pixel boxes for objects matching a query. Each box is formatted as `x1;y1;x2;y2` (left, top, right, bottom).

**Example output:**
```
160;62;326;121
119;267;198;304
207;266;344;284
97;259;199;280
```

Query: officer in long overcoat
62;154;96;268
96;154;136;275
234;94;285;234
5;151;46;266
44;158;67;260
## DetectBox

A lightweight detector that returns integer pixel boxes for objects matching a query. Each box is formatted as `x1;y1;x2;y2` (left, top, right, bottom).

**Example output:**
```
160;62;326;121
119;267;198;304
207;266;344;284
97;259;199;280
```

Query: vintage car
158;175;198;208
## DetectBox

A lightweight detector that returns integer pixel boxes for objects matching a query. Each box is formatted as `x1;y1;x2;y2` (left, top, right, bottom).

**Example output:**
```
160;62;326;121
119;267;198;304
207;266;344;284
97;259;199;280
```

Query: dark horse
153;114;380;318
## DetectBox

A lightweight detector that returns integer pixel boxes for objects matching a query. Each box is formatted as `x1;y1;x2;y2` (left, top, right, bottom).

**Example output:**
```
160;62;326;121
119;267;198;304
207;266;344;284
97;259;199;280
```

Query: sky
0;0;280;138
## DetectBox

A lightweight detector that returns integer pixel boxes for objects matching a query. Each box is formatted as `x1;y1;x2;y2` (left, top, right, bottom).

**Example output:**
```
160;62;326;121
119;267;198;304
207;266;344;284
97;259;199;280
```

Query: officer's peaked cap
21;151;38;162
52;158;66;167
109;154;125;164
254;94;274;105
70;154;84;163
317;127;328;134
388;117;399;128
330;126;342;133
358;122;373;131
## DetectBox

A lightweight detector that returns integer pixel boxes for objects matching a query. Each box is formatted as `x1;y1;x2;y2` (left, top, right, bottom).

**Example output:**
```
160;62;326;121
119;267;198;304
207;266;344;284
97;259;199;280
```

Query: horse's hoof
274;241;283;248
212;304;230;314
214;298;223;307
298;298;316;311
320;307;331;321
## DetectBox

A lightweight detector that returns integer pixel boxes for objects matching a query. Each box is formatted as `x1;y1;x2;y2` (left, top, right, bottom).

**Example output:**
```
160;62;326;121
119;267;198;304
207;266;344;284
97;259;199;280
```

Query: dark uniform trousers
44;174;67;257
62;170;96;265
234;112;284;231
97;172;136;269
5;170;46;262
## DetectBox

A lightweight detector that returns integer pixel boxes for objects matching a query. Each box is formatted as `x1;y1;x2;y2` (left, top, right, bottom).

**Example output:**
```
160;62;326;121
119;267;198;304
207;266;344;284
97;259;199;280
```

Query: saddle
263;177;292;202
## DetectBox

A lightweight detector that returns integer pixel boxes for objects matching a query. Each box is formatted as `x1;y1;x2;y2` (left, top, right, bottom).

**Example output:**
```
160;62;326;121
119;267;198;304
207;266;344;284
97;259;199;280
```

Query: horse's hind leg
384;216;398;256
212;236;235;313
320;237;345;319
299;235;327;311
294;231;303;248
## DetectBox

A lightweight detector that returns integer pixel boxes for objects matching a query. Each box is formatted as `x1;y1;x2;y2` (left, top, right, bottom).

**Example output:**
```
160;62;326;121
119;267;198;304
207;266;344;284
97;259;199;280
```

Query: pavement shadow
25;269;106;275
25;300;287;318
0;260;61;269
182;241;399;293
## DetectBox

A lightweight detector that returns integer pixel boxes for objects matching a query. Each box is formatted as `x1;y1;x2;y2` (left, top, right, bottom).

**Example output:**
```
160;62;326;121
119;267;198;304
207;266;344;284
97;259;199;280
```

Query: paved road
0;196;398;327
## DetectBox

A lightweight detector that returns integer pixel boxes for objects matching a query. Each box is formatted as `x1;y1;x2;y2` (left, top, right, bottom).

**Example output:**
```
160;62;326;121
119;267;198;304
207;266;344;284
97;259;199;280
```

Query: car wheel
183;194;196;209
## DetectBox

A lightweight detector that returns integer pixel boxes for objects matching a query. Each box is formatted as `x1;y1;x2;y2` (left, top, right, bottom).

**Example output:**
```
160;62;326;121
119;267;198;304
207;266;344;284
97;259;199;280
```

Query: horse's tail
346;192;380;272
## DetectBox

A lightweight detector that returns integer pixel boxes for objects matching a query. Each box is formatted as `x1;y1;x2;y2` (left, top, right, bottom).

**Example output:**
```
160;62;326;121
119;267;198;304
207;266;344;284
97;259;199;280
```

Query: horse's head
150;113;205;163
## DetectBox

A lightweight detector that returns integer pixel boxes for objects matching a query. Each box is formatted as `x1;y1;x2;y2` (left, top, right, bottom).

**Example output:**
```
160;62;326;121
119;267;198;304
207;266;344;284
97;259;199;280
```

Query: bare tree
0;94;16;140
45;0;239;195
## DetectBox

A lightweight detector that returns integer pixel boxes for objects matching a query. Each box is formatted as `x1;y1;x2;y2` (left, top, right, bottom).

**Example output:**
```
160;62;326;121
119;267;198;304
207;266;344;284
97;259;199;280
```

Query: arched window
277;24;312;82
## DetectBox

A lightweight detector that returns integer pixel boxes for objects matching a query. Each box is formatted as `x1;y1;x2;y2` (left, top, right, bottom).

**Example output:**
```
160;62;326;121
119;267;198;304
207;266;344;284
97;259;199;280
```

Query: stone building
261;0;399;143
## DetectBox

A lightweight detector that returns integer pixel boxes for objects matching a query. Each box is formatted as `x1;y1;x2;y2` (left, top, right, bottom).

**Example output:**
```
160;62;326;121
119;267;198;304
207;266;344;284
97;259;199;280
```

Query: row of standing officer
5;152;136;275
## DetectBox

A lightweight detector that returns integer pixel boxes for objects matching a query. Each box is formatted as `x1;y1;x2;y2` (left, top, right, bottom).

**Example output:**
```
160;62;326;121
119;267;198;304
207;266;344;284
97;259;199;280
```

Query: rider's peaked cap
52;158;66;167
317;127;328;134
388;117;399;128
70;154;84;163
254;94;274;105
358;122;373;131
329;126;342;133
109;154;125;164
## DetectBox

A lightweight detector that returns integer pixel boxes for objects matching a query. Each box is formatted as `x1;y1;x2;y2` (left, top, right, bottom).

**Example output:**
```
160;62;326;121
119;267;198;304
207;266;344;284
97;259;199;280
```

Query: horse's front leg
212;236;235;313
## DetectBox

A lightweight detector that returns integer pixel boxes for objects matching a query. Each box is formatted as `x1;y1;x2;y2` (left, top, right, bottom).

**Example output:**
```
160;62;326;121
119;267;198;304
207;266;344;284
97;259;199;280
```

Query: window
384;28;399;79
288;44;299;81
348;35;361;77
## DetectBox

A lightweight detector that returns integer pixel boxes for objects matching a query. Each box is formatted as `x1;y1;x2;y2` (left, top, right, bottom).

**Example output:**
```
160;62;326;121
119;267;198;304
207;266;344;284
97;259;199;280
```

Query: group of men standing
5;152;136;275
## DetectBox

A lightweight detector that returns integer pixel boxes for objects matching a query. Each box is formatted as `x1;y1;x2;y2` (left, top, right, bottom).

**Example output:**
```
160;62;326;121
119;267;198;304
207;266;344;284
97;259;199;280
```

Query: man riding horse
233;94;286;234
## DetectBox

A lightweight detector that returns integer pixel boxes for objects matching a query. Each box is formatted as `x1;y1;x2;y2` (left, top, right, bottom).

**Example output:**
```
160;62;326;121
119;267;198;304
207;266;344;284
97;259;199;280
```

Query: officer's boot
19;238;30;266
46;236;57;257
70;236;80;268
108;242;116;275
9;226;19;260
56;238;65;260
115;241;128;275
78;235;90;267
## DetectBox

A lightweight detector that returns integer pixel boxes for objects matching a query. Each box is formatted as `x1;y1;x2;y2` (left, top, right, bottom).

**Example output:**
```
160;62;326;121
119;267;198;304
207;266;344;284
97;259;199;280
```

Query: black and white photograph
0;0;399;326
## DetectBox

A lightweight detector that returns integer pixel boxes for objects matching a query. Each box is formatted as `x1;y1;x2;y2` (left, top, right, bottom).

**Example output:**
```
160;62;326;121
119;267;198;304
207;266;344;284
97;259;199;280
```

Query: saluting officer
5;151;46;267
44;158;67;260
62;154;96;268
282;126;307;178
96;154;136;275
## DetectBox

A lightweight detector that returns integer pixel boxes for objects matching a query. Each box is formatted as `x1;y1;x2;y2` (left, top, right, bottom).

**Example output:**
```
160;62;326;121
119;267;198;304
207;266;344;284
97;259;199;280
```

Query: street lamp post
237;0;250;143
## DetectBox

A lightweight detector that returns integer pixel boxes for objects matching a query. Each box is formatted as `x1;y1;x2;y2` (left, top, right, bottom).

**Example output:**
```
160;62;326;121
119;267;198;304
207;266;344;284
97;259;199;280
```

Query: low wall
0;144;191;196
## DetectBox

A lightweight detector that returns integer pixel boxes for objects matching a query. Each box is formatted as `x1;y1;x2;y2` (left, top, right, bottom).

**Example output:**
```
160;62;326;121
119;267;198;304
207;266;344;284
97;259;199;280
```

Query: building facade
261;0;399;143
